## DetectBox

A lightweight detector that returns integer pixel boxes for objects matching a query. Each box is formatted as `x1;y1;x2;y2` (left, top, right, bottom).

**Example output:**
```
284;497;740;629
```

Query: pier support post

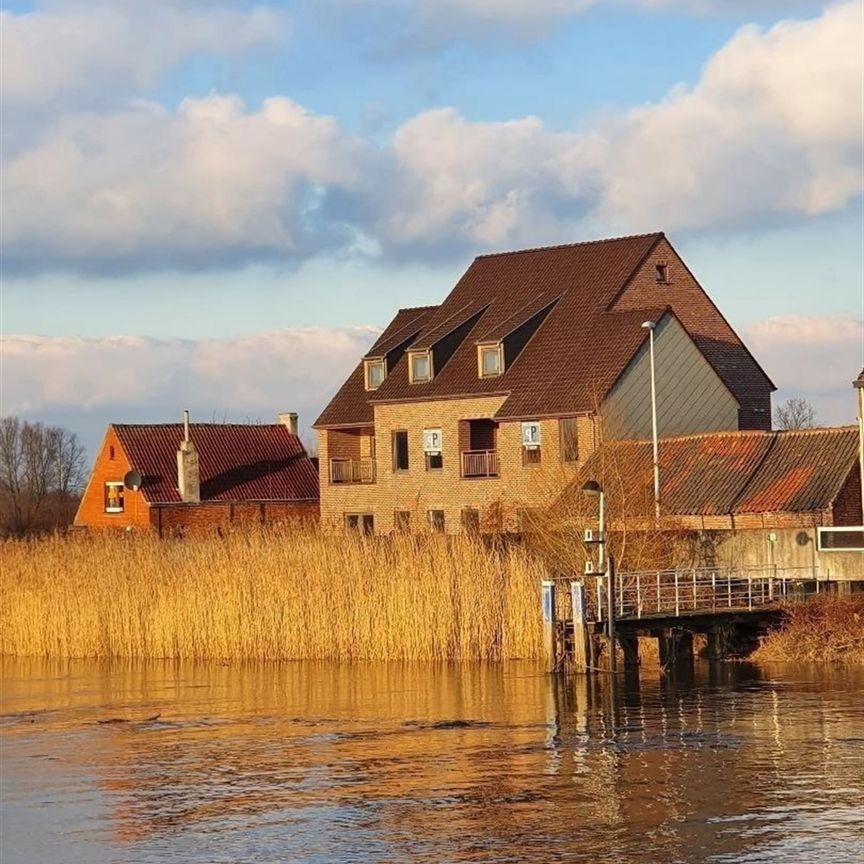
658;629;693;669
541;580;558;671
619;635;640;670
570;581;591;674
707;624;733;660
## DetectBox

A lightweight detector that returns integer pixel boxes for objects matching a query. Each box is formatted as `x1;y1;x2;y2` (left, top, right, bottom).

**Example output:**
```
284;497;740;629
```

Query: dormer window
655;262;669;283
409;351;432;384
478;343;503;378
364;358;386;391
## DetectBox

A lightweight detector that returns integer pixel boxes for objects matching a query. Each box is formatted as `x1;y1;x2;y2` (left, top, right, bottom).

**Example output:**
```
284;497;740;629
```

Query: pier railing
594;566;815;621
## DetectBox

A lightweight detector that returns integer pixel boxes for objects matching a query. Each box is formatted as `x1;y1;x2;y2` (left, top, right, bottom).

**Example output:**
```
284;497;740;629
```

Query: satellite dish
124;469;143;492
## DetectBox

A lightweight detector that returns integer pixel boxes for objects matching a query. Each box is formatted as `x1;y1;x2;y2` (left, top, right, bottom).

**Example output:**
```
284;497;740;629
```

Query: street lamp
581;478;616;673
642;320;660;522
581;479;605;572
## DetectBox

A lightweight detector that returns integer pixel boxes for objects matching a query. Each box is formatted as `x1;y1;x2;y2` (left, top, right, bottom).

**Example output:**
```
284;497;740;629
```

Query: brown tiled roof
315;232;773;427
113;424;319;504
314;306;438;428
578;426;859;516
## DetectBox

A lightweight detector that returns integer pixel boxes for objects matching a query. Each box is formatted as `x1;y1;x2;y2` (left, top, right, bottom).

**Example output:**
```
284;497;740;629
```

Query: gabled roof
113;424;319;504
315;232;773;427
578;426;859;517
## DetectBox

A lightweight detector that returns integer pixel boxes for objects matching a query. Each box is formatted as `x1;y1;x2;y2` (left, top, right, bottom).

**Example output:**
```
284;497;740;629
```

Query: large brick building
75;414;319;535
314;232;775;535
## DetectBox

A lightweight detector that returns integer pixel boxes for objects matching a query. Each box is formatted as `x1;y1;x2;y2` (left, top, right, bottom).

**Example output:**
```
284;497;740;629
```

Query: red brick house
314;232;775;534
75;414;319;535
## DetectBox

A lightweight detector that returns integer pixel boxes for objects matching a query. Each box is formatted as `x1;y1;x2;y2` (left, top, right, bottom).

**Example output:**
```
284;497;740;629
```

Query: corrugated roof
315;232;774;428
113;424;319;504
578;426;859;517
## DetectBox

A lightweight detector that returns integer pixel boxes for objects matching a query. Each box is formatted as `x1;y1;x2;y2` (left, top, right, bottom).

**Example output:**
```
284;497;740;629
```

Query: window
655;262;669;283
478;344;503;378
522;447;542;466
560;417;579;463
104;482;124;513
428;510;445;533
423;427;443;470
345;513;374;536
392;431;409;471
461;507;480;534
394;510;411;532
409;351;432;383
109;445;115;460
425;452;443;471
364;358;386;391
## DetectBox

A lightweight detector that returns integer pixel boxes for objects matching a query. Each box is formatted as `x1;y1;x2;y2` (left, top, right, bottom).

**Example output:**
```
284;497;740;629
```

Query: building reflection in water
2;658;863;863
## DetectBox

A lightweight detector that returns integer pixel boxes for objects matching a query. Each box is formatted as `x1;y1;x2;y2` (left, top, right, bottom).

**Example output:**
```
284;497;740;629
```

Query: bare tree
0;417;88;536
774;398;817;430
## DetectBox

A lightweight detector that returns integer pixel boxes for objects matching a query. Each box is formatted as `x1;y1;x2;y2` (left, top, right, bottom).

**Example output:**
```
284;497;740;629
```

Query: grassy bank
0;531;545;661
751;595;864;664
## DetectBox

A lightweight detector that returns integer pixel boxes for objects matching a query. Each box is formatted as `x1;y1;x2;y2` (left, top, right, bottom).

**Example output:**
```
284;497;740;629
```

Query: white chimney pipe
278;412;299;436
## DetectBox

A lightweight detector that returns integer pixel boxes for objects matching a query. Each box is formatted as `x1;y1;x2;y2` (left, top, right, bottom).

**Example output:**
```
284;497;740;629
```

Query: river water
1;659;863;863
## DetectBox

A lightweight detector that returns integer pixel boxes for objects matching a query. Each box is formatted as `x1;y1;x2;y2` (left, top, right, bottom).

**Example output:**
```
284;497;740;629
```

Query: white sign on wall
423;428;443;454
521;421;541;448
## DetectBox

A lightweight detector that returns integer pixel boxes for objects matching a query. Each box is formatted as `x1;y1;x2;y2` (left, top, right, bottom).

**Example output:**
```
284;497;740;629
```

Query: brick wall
612;238;773;430
319;396;598;534
73;426;151;529
832;465;863;526
150;501;319;537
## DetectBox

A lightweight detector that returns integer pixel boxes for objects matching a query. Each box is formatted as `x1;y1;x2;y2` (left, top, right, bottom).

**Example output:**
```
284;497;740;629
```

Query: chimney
278;412;299;436
177;409;200;503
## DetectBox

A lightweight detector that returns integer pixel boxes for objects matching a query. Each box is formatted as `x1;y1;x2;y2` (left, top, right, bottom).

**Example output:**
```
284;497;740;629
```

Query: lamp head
641;320;656;331
581;479;603;497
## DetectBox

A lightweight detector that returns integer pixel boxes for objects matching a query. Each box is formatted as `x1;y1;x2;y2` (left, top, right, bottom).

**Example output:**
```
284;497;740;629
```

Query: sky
1;0;862;457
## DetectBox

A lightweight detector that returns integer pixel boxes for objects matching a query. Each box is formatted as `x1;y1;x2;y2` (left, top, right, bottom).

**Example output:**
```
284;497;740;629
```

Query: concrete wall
150;501;319;537
318;396;598;534
602;313;740;440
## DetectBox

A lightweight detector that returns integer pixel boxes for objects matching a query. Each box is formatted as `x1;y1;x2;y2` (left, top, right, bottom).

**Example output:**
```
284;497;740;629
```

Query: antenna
123;469;143;492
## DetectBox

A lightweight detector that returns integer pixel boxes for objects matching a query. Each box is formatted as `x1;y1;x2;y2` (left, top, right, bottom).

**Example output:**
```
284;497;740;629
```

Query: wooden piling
541;580;558;671
570;581;591;673
607;558;618;674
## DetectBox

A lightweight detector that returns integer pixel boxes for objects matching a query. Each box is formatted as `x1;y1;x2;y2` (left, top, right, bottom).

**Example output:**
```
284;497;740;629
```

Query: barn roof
577;426;859;517
113;424;319;504
315;232;773;428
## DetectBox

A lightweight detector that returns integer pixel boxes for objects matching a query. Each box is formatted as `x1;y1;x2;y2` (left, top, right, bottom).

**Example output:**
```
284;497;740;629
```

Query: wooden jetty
543;565;819;672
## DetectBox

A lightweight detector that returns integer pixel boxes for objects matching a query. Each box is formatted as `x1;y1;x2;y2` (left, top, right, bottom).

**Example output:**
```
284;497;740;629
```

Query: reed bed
752;595;864;664
0;530;546;661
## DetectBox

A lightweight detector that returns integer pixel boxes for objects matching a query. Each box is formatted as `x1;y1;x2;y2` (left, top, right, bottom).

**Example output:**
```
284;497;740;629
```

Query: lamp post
642;320;660;522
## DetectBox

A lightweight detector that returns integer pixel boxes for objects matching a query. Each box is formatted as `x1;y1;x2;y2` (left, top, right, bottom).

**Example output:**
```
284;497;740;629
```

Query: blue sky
1;0;862;455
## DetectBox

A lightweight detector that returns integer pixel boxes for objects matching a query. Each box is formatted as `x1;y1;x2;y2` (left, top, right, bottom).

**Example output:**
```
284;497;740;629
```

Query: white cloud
2;2;860;271
745;313;863;424
0;326;378;438
1;1;287;110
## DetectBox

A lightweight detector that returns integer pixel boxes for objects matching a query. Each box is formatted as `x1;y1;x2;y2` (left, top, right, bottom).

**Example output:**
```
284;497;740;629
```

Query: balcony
330;457;376;485
461;450;499;478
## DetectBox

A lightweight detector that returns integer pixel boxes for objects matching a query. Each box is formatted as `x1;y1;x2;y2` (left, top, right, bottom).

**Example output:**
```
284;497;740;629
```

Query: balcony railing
330;457;376;485
461;450;499;478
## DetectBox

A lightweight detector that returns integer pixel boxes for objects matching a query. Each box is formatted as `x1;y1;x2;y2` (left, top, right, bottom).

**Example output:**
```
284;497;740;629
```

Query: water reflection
2;659;863;863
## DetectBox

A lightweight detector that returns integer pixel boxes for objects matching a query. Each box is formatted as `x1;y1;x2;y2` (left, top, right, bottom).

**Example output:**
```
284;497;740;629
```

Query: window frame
394;510;411;532
364;357;387;391
559;417;579;463
428;509;445;533
392;430;410;472
655;261;669;283
425;452;444;471
409;351;433;384
477;343;504;378
461;507;480;534
522;447;542;467
104;481;125;513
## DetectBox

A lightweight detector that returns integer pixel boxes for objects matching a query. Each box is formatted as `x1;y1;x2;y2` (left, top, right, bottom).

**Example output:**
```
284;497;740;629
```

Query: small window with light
478;343;503;378
364;358;386;391
409;351;432;383
655;262;669;283
105;482;125;513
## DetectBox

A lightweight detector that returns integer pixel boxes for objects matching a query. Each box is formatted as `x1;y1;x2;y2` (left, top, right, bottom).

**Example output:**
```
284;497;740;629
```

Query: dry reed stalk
0;530;545;661
751;596;864;664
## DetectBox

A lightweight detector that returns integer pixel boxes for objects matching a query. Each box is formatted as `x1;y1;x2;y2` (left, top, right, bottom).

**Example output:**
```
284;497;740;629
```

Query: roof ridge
114;422;291;429
397;303;439;314
474;231;664;260
610;424;857;446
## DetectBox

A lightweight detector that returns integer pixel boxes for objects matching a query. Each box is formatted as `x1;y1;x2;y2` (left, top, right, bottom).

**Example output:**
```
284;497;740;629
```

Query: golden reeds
0;530;546;661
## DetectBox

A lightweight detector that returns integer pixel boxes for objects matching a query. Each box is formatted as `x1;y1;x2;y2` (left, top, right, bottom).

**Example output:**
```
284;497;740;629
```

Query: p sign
423;428;443;454
521;421;541;448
